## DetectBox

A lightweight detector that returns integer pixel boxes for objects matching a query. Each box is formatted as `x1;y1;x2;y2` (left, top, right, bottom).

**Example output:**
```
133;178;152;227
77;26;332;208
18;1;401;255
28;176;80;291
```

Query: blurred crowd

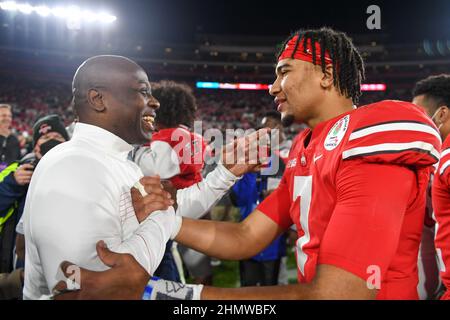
0;78;408;153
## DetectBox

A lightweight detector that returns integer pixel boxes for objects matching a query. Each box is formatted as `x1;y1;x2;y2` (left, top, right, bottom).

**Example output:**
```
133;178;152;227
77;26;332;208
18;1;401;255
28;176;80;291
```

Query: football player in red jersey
53;28;441;300
133;80;209;190
413;74;450;300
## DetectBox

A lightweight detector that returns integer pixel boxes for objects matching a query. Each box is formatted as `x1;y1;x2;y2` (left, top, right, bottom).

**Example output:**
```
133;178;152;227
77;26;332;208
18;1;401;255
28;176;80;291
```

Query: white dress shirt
22;123;239;299
22;123;178;299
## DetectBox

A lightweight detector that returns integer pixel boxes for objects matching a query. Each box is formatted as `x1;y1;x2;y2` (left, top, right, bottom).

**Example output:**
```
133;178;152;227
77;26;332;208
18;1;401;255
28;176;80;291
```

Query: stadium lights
34;5;50;16
0;1;117;24
360;83;386;91
197;82;387;92
17;3;32;14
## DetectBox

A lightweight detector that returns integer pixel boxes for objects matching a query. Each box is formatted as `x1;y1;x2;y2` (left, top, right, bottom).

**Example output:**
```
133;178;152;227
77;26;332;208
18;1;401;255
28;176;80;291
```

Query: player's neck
308;97;354;130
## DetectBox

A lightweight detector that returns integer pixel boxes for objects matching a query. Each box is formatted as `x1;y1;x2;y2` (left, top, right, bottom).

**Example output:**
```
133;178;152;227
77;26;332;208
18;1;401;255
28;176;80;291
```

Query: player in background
412;74;450;299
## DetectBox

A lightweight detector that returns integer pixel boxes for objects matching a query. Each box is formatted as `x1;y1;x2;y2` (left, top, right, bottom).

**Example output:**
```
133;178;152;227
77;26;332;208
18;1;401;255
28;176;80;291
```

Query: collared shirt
23;123;176;300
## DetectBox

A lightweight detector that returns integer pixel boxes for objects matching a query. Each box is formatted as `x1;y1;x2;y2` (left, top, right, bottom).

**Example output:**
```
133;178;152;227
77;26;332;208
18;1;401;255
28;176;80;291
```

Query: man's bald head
69;55;159;145
72;55;144;116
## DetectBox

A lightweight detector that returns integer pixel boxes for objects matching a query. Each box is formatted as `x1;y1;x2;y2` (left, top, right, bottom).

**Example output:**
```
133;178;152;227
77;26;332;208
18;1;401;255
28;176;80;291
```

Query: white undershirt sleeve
134;145;241;221
133;143;180;179
175;164;240;219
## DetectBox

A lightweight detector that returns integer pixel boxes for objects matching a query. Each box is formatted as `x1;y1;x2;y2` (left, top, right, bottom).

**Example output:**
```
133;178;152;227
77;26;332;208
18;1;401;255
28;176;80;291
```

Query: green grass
212;260;240;288
286;246;297;269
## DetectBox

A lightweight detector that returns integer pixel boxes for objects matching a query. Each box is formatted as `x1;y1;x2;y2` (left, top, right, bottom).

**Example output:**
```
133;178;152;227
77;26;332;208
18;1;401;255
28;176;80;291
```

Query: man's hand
131;176;174;223
53;241;149;300
13;164;34;186
161;180;178;211
221;128;271;177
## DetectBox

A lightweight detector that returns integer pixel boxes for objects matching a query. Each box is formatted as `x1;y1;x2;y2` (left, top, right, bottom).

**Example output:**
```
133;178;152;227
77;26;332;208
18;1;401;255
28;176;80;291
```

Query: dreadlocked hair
277;27;365;104
151;80;197;129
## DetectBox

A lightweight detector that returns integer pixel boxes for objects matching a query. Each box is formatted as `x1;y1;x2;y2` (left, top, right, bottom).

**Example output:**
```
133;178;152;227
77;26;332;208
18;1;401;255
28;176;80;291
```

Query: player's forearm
174;217;255;260
201;268;376;300
176;164;239;219
201;284;309;300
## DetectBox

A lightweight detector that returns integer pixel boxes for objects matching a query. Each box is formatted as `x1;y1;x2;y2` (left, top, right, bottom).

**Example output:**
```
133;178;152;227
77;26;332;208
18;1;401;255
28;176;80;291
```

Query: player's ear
437;106;450;124
320;64;334;89
87;88;106;112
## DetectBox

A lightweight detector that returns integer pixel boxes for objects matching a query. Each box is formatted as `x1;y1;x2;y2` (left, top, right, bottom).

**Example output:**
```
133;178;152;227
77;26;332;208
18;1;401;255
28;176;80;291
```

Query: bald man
22;55;261;299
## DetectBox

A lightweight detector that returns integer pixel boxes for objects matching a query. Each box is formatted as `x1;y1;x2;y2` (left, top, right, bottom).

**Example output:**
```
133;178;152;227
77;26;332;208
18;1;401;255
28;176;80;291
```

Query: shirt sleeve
342;100;441;168
175;164;240;219
317;160;416;282
256;173;293;230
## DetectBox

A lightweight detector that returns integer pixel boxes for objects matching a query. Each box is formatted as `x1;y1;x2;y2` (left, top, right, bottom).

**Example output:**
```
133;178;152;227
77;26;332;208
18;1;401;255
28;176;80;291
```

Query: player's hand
131;176;174;223
221;128;271;177
53;241;149;300
13;164;34;186
161;180;178;211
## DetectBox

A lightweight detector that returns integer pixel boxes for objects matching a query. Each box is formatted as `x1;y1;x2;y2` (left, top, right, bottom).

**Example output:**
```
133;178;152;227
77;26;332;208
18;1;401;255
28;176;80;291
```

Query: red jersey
432;135;450;300
257;100;441;299
150;126;208;189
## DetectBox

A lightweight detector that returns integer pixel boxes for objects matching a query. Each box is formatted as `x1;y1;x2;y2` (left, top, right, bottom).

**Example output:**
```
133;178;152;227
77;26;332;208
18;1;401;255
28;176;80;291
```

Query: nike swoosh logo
313;154;323;162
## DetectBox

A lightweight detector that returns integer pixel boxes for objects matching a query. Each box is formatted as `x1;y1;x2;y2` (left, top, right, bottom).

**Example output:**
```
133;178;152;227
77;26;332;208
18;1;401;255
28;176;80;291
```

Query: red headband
278;35;333;65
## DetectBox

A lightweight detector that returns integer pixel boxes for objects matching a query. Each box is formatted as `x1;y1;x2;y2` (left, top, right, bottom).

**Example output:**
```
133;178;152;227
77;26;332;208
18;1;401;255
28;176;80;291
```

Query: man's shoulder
38;140;106;171
31;142;120;195
340;100;440;167
351;100;433;127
